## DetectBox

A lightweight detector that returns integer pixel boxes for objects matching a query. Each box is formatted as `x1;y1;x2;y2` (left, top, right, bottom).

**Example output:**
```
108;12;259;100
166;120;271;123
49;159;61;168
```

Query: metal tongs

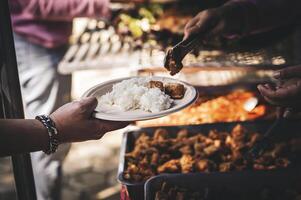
164;33;203;75
246;81;288;160
245;117;285;160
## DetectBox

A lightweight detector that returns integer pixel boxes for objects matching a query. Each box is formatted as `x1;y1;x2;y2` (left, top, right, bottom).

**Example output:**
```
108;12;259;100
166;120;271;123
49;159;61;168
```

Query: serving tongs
164;33;203;75
245;117;285;160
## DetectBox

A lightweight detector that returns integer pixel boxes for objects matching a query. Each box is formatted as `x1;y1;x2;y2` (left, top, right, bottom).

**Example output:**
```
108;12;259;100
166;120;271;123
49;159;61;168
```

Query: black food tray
145;168;301;200
118;120;301;200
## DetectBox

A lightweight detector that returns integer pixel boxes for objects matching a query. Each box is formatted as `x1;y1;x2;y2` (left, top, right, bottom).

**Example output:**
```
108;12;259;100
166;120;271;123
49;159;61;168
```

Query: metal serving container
118;121;301;200
145;168;301;200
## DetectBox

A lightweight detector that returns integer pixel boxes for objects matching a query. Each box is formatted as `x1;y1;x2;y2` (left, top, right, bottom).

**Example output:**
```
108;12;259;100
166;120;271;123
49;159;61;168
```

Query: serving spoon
243;97;258;112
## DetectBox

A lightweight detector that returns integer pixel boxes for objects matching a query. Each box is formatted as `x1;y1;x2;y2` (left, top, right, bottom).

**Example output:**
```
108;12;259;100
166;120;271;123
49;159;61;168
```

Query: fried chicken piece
225;135;244;150
180;155;195;173
219;162;234;172
197;134;209;142
179;145;193;155
151;152;160;166
164;83;185;99
208;129;220;140
126;163;139;173
146;147;158;154
124;164;141;181
126;143;150;158
154;128;170;141
135;133;150;144
152;140;173;151
169;141;185;152
149;81;164;91
140;156;149;166
129;163;154;181
214;140;222;148
204;138;214;146
231;124;247;140
195;159;215;172
158;159;181;173
194;142;206;154
204;145;219;156
235;141;248;152
123;173;131;180
177;129;189;139
187;135;206;145
164;49;183;76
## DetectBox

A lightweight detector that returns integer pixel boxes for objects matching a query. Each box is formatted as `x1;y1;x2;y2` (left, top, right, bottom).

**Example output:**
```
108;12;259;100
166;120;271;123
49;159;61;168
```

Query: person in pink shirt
10;0;110;48
9;1;111;199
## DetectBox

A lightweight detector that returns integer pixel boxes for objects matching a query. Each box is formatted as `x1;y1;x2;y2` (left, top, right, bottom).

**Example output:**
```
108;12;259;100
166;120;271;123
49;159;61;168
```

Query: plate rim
82;76;198;121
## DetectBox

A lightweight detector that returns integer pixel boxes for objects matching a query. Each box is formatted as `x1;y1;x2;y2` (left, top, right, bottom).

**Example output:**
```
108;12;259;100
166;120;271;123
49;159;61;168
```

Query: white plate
82;76;198;121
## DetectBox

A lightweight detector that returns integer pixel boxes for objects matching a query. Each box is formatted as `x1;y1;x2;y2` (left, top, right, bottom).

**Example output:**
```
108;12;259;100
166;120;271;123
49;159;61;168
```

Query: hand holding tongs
164;33;203;75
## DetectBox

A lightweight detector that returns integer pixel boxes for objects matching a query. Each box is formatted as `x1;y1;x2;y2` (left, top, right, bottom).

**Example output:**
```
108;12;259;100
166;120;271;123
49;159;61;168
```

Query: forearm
0;119;48;157
22;0;110;21
225;0;301;35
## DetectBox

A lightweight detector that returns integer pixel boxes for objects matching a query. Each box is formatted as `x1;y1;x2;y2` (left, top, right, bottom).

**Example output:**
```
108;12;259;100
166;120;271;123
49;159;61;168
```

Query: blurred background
1;0;301;199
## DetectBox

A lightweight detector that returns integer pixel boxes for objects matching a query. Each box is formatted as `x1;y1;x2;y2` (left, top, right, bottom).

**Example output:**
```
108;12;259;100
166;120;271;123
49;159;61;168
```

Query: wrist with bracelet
36;115;59;154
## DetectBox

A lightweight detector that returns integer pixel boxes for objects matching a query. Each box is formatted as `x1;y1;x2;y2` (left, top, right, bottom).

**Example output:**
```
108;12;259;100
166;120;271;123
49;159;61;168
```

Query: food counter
56;1;301;200
118;121;301;200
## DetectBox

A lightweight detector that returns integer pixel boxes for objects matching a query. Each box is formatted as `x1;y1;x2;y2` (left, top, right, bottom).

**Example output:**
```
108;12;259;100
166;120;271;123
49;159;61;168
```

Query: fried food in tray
123;125;299;182
137;91;268;127
155;182;301;200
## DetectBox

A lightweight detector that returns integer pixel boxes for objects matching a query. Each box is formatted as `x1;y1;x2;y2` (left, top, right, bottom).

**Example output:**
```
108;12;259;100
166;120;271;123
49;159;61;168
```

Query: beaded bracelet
35;115;59;154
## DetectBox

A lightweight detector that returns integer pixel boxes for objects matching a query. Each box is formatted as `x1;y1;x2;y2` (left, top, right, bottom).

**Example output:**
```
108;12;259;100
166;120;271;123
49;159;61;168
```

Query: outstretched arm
0;97;128;157
0;119;48;156
226;0;301;34
184;0;301;40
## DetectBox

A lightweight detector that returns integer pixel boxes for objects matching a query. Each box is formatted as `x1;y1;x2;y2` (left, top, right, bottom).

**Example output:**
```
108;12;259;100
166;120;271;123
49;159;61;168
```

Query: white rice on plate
98;78;173;113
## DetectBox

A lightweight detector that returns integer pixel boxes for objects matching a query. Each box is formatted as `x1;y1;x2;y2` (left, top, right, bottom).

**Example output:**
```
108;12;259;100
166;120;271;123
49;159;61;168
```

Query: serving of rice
99;78;173;113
